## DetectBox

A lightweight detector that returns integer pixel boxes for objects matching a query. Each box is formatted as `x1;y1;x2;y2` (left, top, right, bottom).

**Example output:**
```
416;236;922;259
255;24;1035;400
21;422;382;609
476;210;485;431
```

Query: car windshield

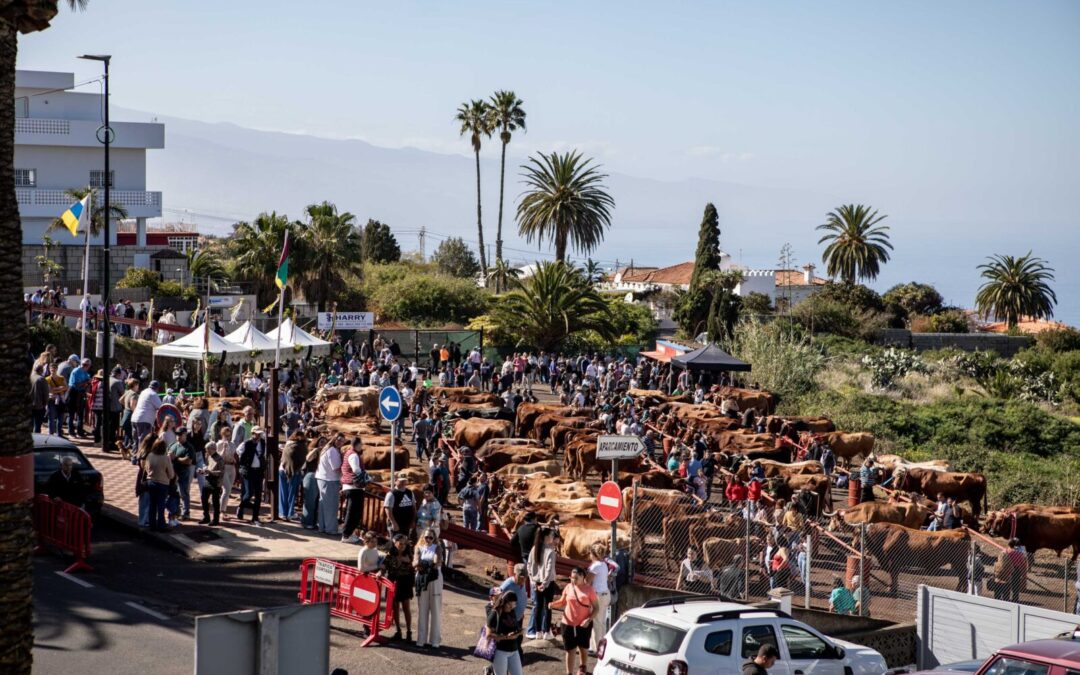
611;615;687;656
34;448;89;472
983;657;1050;675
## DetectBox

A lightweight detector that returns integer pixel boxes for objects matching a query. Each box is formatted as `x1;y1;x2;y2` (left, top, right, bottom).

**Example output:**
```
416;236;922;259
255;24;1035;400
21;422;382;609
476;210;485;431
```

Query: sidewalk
76;436;367;563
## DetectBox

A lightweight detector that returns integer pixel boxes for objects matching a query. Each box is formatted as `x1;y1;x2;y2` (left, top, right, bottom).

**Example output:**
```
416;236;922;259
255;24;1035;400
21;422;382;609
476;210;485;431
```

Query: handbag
473;626;496;661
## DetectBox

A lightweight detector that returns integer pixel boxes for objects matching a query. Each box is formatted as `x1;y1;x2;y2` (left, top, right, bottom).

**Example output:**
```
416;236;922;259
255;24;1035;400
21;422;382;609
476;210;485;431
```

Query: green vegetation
115;267;197;301
729;320;825;399
816;203;893;283
975;252;1058;328
430;237;481;278
359;219;401;264
675;203;722;336
517;151;614;263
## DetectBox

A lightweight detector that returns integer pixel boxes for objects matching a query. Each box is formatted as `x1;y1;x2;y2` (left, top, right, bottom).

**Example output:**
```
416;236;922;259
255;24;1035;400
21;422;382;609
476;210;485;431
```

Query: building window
14;169;36;188
14;98;28;118
89;170;114;188
167;236;199;254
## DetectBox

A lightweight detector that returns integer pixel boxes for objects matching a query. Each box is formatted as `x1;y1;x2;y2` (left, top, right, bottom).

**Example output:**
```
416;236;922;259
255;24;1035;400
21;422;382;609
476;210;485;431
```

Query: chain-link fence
626;488;1080;621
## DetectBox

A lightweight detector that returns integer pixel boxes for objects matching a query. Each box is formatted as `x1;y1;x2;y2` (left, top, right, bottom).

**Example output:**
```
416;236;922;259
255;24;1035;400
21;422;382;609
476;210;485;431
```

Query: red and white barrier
297;557;397;647
32;494;93;574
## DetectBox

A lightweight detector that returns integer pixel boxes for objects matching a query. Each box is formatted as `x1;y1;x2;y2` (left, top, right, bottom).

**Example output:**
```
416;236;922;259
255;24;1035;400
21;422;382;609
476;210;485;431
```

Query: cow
817;432;875;460
716;431;776;453
361;444;411;471
984;509;1080;559
558;518;636;561
865;523;970;594
873;454;954;474
515;403;587;437
735;459;823;482
829;501;932;530
762;415;835;434
533;414;592;445
319;386;381;420
617;470;680;491
689;516;750;550
453;418;512;449
895;468;988;518
571;437;642;480
622;487;702;533
368;467;428;490
660;511;733;569
551;422;603;450
702;536;763;570
476;447;553;472
494;460;562;477
713;386;776;416
764;474;831;516
521;477;593;503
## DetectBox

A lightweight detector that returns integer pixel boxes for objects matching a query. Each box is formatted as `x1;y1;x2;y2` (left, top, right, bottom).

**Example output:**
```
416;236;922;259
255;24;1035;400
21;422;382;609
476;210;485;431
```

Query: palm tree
496;261;614;351
489;90;525;271
456;99;494;271
2;4;84;671
47;186;128;237
485;257;521;293
229;211;298;307
517;151;615;263
297;201;362;312
975;252;1057;329
185;247;225;292
581;258;603;284
816;204;893;283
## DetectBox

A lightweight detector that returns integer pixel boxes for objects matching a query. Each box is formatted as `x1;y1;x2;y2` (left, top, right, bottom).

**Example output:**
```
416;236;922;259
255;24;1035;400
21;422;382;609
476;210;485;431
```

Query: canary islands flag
60;194;91;237
275;232;289;290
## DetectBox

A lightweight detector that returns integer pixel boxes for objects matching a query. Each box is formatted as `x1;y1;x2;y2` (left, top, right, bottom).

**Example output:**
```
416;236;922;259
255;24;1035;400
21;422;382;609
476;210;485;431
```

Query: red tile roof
620;262;695;286
775;269;827;287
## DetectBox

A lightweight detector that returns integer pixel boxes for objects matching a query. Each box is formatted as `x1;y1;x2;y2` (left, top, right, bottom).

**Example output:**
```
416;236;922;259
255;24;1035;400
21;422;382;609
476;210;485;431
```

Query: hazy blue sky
19;1;1080;319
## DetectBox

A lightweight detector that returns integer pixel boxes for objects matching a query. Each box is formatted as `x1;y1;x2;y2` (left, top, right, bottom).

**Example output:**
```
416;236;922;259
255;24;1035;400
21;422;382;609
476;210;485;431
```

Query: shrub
115;267;161;290
372;273;488;326
925;309;969;333
815;282;886;313
729;319;825;399
861;347;926;389
883;282;944;322
741;292;773;315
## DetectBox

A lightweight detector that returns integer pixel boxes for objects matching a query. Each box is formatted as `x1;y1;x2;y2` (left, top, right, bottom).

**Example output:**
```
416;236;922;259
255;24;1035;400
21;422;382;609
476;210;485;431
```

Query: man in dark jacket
30;363;49;433
511;511;539;564
45;456;85;507
236;426;267;524
742;644;778;675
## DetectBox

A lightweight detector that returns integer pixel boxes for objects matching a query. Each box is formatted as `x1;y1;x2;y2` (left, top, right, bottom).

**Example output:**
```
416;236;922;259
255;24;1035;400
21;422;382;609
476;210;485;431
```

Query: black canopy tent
671;343;751;387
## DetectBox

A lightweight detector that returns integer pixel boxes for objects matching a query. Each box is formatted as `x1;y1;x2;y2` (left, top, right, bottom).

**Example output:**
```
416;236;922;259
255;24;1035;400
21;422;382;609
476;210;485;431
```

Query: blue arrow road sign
378;386;402;422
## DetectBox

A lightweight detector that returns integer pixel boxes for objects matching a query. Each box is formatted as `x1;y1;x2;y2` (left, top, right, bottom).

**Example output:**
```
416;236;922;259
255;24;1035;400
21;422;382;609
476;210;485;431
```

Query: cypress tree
689;203;721;291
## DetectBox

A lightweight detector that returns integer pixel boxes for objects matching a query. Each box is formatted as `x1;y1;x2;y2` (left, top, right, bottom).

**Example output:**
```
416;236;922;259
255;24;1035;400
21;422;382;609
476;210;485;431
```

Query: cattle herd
306;381;1080;617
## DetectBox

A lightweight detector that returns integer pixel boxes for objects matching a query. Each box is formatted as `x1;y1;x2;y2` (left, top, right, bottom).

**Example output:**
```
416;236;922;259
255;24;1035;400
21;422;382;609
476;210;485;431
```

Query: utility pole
418;226;426;261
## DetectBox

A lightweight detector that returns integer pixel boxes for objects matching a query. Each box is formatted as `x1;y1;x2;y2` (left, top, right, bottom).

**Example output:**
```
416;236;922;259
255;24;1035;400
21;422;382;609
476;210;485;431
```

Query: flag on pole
60;194;91;237
145;299;154;328
262;297;279;314
275;232;289;290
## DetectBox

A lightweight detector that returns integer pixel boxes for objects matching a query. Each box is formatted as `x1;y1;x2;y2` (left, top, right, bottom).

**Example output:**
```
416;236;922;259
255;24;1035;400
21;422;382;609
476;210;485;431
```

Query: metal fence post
968;537;977;595
744;500;751;601
859;523;867;617
1065;559;1070;614
628;480;639;583
804;529;812;609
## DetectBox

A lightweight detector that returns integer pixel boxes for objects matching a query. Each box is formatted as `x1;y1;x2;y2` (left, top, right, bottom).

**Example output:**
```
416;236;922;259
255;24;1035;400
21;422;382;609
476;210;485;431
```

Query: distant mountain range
128;110;1076;326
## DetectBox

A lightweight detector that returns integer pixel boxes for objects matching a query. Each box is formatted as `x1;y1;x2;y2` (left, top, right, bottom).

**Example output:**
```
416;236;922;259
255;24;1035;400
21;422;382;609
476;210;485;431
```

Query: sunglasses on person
425;535;435;541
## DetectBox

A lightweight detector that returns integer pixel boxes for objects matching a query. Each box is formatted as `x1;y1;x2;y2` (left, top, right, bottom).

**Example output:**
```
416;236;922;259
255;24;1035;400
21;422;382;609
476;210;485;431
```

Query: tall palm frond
816;204;893;283
229;211;298;306
517;151;615;263
297;201;361;312
496;261;614;351
486;258;522;293
975;252;1057;328
489;90;525;268
456;99;494;271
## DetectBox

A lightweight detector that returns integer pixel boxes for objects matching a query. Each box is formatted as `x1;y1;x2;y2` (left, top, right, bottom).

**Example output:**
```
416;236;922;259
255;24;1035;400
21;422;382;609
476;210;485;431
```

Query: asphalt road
32;519;572;675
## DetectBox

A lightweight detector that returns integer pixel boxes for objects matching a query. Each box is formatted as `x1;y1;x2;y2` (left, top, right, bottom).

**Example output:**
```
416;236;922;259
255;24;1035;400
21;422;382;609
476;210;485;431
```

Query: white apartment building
15;69;165;289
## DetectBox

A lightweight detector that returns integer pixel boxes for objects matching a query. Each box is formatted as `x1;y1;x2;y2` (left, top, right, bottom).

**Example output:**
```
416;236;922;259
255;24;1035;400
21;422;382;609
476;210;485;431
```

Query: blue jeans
138;492;150;527
176;468;193;516
463;508;479;531
148;482;170;531
527;586;551;635
278;470;302;519
48;402;65;435
301;472;319;528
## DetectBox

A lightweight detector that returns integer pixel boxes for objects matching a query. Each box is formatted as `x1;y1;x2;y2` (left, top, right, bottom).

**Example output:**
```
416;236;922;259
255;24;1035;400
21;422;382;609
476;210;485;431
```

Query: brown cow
558;518;635;560
477;447;553;472
516;404;589;437
660;511;733;569
866;523;970;594
453;418;512;449
703;536;763;569
622;487;702;533
984;509;1080;559
874;454;954;474
762;415;835;434
533;414;592;445
689;516;749;550
362;444;411;471
716;431;776;453
522;477;593;503
736;459;823;482
818;432;875;460
896;468;988;518
832;501;932;529
764;474;831;516
617;470;679;491
713;386;776;415
494;460;562;477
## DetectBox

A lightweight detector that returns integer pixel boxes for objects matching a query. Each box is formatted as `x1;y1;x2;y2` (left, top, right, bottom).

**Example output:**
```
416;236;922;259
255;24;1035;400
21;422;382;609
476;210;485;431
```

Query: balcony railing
15;118;70;135
16;188;162;210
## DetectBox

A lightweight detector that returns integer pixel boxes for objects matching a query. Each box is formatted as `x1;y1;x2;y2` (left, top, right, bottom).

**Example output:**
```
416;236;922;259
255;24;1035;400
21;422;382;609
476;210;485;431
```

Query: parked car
595;596;888;675
898;629;1080;675
33;433;103;517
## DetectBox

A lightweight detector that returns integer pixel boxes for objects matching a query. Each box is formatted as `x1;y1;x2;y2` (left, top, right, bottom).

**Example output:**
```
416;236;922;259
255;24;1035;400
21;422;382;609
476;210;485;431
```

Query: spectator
382;533;414;643
46;359;69;438
339;437;367;544
199;430;225;526
718;555;744;599
526;528;558;640
300;439;321;530
413;527;444;649
415;484;443;537
458;475;483;531
486;590;524;675
358;531;381;573
676;546;715;594
742;644;779;675
550;566;598;675
511;511;539;564
168;426;196;521
852;574;870;616
67;358;93;437
384;475;417;538
989;539;1028;603
236;426;268;525
315;434;344;535
44;456;85;508
829;576;856;615
587;543;615;652
131;380;163;457
498;563;528;625
216;425;238;518
144;440;175;533
29;363;49;433
279;431;307;522
858;457;878;503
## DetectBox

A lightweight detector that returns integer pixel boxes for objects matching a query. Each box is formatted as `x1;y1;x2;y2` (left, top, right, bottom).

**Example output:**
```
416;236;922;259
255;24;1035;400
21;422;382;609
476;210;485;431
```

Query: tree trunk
495;139;507;289
474;150;487;272
555;228;567;264
0;18;36;675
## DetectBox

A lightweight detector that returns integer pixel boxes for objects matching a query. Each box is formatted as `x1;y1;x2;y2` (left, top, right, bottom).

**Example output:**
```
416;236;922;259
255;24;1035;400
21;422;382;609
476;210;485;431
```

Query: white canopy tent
152;323;252;365
224;321;279;362
265;318;332;357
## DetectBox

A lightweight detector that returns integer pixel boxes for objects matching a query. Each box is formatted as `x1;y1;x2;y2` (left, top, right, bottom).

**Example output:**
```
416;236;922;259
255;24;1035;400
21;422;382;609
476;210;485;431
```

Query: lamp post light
80;54;112;453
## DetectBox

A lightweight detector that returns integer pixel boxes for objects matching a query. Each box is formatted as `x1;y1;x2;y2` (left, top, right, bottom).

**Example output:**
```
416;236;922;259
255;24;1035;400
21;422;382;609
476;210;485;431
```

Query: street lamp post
80;54;111;453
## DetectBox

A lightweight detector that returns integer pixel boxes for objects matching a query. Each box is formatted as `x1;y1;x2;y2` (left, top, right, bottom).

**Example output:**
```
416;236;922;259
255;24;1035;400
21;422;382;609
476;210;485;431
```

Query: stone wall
23;244;180;293
876;329;1031;357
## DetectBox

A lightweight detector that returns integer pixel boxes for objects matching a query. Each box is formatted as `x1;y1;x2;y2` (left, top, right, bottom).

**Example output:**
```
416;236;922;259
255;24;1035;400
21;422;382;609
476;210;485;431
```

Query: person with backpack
486;590;524;675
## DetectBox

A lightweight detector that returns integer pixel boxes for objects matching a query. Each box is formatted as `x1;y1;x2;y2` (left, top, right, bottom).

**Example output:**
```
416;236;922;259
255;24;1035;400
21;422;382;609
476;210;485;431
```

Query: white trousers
591;592;611;650
417;575;443;647
220;466;237;514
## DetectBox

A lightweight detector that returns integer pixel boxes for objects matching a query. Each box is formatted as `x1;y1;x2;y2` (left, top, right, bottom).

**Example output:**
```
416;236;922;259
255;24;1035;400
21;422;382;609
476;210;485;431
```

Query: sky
18;0;1080;320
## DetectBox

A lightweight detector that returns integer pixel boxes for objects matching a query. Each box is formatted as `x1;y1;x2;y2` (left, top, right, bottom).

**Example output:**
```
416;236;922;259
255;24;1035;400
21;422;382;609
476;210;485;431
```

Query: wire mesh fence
625;489;1080;621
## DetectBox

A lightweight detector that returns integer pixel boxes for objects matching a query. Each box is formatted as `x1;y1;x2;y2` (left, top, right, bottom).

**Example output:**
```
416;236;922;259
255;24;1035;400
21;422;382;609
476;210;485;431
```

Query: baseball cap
68;354;79;363
149;380;161;390
251;426;264;435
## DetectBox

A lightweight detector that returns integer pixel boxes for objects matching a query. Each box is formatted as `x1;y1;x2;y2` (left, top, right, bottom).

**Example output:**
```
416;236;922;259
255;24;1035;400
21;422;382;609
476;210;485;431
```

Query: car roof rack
641;595;730;609
695;609;791;624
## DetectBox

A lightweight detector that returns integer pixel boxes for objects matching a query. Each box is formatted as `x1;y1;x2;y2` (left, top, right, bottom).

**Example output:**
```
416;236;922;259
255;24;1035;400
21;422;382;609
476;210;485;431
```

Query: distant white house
596;257;828;331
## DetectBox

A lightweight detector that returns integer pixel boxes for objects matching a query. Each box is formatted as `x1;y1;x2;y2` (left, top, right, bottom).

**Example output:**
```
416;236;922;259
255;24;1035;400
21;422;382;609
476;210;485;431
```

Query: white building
774;263;828;309
15;69;166;289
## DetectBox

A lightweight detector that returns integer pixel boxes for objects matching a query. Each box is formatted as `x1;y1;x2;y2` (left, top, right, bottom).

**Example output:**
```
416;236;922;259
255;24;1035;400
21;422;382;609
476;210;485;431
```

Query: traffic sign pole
390;423;396;484
379;387;403;484
610;458;618;559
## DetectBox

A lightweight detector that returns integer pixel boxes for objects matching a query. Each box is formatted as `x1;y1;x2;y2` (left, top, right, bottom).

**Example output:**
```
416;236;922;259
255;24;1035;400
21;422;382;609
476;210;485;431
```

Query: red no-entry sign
597;481;624;522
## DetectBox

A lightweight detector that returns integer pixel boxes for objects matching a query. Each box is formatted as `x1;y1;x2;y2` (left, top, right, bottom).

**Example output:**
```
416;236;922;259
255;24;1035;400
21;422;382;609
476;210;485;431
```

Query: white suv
595;597;887;675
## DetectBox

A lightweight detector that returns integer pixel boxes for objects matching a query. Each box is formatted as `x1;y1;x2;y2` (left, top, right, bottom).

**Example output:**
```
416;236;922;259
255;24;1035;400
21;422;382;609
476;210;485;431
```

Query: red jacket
725;482;747;501
747;479;763;502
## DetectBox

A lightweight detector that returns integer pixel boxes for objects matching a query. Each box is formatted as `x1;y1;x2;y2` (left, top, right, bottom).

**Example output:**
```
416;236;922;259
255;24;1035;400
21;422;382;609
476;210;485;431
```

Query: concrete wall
16;145;148;190
877;329;1032;357
22;244;181;292
736;270;776;303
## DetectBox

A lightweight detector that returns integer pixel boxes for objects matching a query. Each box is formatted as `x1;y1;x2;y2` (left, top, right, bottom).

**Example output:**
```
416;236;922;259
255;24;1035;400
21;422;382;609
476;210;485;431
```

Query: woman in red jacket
747;477;763;517
725;476;748;504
